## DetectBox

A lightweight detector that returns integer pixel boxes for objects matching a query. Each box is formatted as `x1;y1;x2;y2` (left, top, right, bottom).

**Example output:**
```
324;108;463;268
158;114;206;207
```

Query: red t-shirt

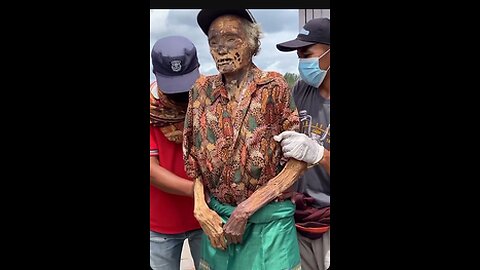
150;125;200;234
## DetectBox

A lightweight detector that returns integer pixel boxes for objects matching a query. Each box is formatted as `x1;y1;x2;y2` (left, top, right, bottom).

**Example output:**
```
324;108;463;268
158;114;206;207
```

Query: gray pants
150;229;202;270
297;229;330;270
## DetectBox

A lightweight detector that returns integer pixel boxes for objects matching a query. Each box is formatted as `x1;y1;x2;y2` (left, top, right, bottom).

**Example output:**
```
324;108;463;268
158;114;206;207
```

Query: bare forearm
237;159;307;217
193;178;209;213
193;177;227;250
150;158;193;197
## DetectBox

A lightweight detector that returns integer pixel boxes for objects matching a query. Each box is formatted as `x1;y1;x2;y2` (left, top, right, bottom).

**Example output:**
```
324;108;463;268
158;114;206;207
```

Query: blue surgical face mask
298;49;330;88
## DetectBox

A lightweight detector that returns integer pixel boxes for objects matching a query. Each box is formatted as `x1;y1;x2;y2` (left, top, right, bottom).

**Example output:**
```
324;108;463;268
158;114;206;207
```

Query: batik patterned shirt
183;66;299;205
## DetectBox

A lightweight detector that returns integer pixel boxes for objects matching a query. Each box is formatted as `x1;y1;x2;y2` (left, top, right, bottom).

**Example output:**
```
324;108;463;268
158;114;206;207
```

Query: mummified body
183;9;306;270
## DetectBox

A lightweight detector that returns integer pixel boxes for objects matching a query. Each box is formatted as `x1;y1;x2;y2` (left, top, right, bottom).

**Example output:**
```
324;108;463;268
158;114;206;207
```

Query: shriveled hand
194;207;226;250
223;205;249;245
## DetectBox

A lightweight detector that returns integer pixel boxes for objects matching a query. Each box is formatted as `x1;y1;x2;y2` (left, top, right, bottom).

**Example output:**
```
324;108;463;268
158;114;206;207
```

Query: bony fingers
235;232;243;244
212;235;224;250
230;234;238;245
230;235;238;244
224;233;232;245
221;237;227;249
214;236;226;250
213;239;221;249
225;231;238;244
209;237;218;248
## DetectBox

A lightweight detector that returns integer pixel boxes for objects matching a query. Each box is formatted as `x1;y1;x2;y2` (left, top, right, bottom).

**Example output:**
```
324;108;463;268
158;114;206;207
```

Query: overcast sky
150;9;301;82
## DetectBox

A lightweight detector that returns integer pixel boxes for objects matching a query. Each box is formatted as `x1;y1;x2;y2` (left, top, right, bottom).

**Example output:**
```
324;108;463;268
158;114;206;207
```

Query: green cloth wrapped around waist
199;197;301;270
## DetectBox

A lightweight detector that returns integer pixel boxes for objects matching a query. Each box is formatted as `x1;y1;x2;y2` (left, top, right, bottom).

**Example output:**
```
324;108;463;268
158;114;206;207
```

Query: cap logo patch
299;28;310;35
170;60;182;72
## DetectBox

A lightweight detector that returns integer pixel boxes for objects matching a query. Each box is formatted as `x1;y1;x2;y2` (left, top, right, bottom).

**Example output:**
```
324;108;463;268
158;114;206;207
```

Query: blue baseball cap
151;36;200;94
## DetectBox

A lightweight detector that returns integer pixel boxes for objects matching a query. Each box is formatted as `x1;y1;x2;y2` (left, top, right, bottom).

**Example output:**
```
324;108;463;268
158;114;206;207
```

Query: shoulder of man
292;79;310;95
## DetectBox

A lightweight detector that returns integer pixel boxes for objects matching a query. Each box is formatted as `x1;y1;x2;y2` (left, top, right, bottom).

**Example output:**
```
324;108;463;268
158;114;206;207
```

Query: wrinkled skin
199;14;256;246
224;159;308;245
193;178;227;250
223;204;248;244
208;15;252;77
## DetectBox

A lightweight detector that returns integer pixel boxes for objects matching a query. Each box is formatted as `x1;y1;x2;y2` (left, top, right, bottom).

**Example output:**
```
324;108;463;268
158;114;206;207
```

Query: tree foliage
283;72;300;90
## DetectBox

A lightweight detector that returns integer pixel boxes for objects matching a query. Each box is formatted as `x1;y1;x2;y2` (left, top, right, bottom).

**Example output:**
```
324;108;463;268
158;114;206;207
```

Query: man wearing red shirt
149;35;202;270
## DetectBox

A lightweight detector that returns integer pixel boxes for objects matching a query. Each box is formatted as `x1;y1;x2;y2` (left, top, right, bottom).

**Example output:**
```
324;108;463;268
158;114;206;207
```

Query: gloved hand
273;131;324;165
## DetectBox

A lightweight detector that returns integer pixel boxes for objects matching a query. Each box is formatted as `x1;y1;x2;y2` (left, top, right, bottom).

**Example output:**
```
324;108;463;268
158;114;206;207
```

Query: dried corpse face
207;15;253;74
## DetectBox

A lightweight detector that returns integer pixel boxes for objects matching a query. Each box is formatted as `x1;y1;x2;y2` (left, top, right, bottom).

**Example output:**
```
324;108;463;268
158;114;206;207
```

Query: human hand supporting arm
150;157;194;197
273;131;325;164
274;130;330;174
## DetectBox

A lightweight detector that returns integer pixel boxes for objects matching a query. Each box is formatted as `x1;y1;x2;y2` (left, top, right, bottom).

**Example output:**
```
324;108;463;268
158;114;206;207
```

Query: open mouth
217;58;233;66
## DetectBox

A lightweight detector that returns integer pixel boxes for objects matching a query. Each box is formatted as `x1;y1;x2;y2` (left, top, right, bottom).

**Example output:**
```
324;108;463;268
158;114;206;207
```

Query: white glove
273;131;324;165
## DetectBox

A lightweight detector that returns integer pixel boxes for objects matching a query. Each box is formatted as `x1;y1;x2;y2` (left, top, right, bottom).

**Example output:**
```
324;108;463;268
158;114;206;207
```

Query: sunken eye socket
208;37;243;50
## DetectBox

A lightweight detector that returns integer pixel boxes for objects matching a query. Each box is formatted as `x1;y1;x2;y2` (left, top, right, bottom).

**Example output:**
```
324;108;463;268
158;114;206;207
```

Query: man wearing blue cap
149;35;203;270
275;17;331;270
